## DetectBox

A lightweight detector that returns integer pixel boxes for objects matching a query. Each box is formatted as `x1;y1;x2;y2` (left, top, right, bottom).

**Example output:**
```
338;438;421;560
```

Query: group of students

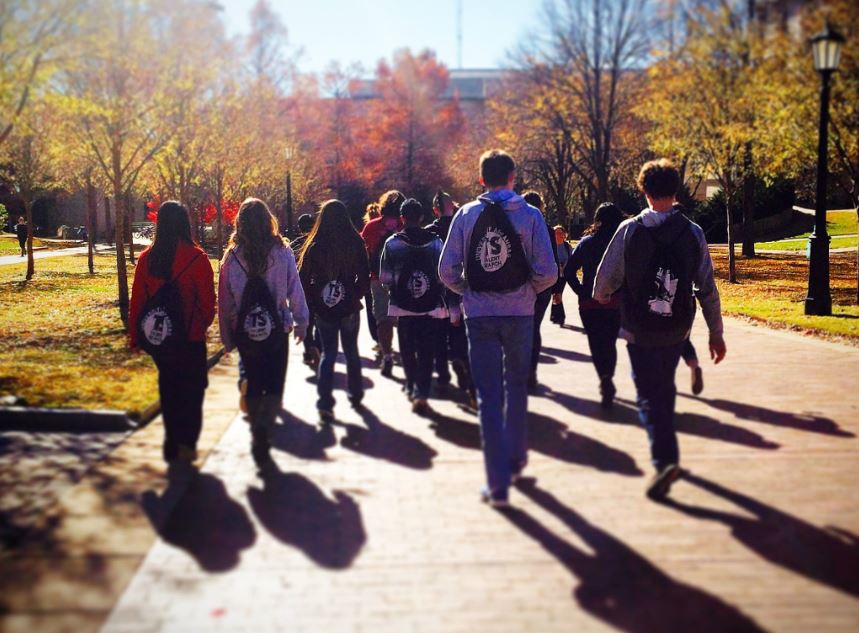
128;150;726;506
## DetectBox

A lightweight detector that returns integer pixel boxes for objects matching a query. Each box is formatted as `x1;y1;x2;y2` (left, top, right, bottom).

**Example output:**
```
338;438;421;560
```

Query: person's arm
378;238;395;287
529;214;559;294
593;223;628;303
284;248;309;341
438;211;468;295
692;228;726;363
128;252;149;348
356;245;371;297
218;255;237;352
564;241;585;296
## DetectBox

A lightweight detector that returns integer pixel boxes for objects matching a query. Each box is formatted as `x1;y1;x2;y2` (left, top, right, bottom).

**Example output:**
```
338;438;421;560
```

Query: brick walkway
6;312;859;633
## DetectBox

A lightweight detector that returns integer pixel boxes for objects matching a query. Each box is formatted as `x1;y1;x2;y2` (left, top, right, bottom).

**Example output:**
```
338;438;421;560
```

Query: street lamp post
805;21;844;316
284;145;295;238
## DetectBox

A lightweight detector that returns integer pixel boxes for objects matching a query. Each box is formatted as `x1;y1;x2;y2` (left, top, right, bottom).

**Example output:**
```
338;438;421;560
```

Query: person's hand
552;293;562;305
294;329;305;345
709;335;726;364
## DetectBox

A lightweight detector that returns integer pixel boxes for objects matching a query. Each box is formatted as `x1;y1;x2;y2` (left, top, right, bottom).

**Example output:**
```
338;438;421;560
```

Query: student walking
565;203;625;408
593;159;726;500
129;201;215;470
298;200;370;422
439;150;557;507
291;213;321;369
15;216;27;257
381;198;447;415
550;225;572;326
522;191;559;392
361;191;405;377
219;198;308;472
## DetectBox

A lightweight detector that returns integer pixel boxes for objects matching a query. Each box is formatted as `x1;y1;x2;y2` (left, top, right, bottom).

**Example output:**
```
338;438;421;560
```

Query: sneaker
381;357;393;378
646;464;683;501
412;399;430;416
480;486;510;508
239;378;248;414
510;460;527;484
691;366;704;395
319;408;335;425
599;377;616;409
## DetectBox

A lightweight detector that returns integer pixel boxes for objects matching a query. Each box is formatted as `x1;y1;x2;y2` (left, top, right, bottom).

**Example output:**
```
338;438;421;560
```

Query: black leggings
153;342;208;461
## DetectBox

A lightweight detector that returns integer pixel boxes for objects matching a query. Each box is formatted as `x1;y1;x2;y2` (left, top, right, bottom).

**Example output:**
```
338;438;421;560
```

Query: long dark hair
298;199;364;280
584;202;624;239
224;198;283;276
149;201;194;279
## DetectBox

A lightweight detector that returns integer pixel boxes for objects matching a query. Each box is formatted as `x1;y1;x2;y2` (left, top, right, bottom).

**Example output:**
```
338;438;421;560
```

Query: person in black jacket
15;217;28;257
298;200;371;422
565;203;624;408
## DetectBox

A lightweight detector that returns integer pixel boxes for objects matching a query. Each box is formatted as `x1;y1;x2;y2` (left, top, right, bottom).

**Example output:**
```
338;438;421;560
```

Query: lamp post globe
805;22;844;317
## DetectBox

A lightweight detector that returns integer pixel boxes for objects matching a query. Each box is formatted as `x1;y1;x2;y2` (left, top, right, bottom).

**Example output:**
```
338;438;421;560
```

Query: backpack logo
475;228;511;272
321;280;345;308
407;270;430;299
141;308;173;346
649;267;679;316
243;306;274;342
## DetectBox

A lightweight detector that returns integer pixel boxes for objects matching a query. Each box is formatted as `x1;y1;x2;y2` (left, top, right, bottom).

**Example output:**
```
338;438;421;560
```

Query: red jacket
129;242;216;348
360;215;402;279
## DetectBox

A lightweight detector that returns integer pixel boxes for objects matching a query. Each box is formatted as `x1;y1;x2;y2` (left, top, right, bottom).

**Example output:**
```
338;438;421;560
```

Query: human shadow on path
560;323;585;333
681;396;855;438
336;405;437;470
247;466;365;569
529;411;643;476
502;480;766;633
541;346;592;363
142;473;256;573
304;370;374;391
663;472;859;598
271;409;336;460
545;388;780;451
428;410;481;450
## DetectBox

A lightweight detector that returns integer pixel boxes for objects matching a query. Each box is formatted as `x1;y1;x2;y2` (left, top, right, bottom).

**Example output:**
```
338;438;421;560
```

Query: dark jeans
316;312;363;410
579;308;621;379
240;340;288;398
153;342;208;461
432;319;453;384
530;290;552;378
303;311;320;356
627;341;685;470
681;338;698;365
398;315;441;400
365;291;378;342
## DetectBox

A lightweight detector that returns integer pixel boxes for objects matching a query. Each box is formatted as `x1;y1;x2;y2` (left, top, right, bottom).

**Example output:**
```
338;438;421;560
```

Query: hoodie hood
398;226;437;247
478;189;529;213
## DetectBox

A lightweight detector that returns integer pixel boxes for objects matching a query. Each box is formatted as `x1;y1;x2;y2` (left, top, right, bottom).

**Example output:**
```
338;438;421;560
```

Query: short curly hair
637;159;680;200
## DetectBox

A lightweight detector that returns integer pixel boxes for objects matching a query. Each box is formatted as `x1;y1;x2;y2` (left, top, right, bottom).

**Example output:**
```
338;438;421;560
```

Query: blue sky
219;0;542;74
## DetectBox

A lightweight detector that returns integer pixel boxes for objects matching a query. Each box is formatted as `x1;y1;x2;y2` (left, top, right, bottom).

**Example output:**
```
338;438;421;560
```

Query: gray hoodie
439;189;557;318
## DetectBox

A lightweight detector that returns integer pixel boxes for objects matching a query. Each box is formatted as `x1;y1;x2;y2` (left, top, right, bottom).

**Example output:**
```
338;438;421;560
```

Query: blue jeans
316;312;363;410
627;341;684;470
580;308;621;379
466;316;533;492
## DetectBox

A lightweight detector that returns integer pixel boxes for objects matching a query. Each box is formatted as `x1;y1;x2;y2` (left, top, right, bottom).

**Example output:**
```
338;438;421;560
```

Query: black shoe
646;464;683;501
480;486;510;508
691;366;704;396
599;377;616;409
381;357;393;378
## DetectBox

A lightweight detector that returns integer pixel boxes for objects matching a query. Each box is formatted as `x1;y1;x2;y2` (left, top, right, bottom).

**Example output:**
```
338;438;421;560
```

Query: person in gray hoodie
439;149;557;507
593;159;726;501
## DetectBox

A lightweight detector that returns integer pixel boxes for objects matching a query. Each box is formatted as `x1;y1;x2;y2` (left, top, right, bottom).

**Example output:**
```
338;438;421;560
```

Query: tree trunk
726;188;737;283
86;182;96;274
216;195;224;260
126;194;135;266
112;188;130;327
104;195;113;244
24;198;34;281
741;143;756;257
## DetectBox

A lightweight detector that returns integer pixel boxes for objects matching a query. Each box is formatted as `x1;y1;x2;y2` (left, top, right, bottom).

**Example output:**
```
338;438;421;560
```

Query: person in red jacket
129;201;215;469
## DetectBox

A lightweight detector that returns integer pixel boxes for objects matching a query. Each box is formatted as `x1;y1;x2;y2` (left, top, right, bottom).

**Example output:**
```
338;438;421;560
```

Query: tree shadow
335;405;437;470
663;472;859;598
141;473;256;573
503;480;766;633
682;396;855;438
528;411;644;477
541;345;592;363
247;467;365;569
270;409;336;460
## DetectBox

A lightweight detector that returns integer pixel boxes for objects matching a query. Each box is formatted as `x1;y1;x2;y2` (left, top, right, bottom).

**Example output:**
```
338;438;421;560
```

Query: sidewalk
0;244;112;267
3;312;859;633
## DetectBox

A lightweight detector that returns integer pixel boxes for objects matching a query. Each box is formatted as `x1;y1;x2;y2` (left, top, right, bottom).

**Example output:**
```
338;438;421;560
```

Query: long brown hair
584;202;624;239
149;201;194;279
224;197;284;276
298;199;365;281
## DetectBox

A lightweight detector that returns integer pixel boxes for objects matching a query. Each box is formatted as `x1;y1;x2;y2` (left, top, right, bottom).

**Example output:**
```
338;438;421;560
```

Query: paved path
3;311;859;633
0;244;112;267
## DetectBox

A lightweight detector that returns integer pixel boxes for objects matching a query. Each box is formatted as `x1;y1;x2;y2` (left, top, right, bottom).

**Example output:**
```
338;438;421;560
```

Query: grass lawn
0;235;25;256
713;249;859;343
756;210;857;251
0;251;221;417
